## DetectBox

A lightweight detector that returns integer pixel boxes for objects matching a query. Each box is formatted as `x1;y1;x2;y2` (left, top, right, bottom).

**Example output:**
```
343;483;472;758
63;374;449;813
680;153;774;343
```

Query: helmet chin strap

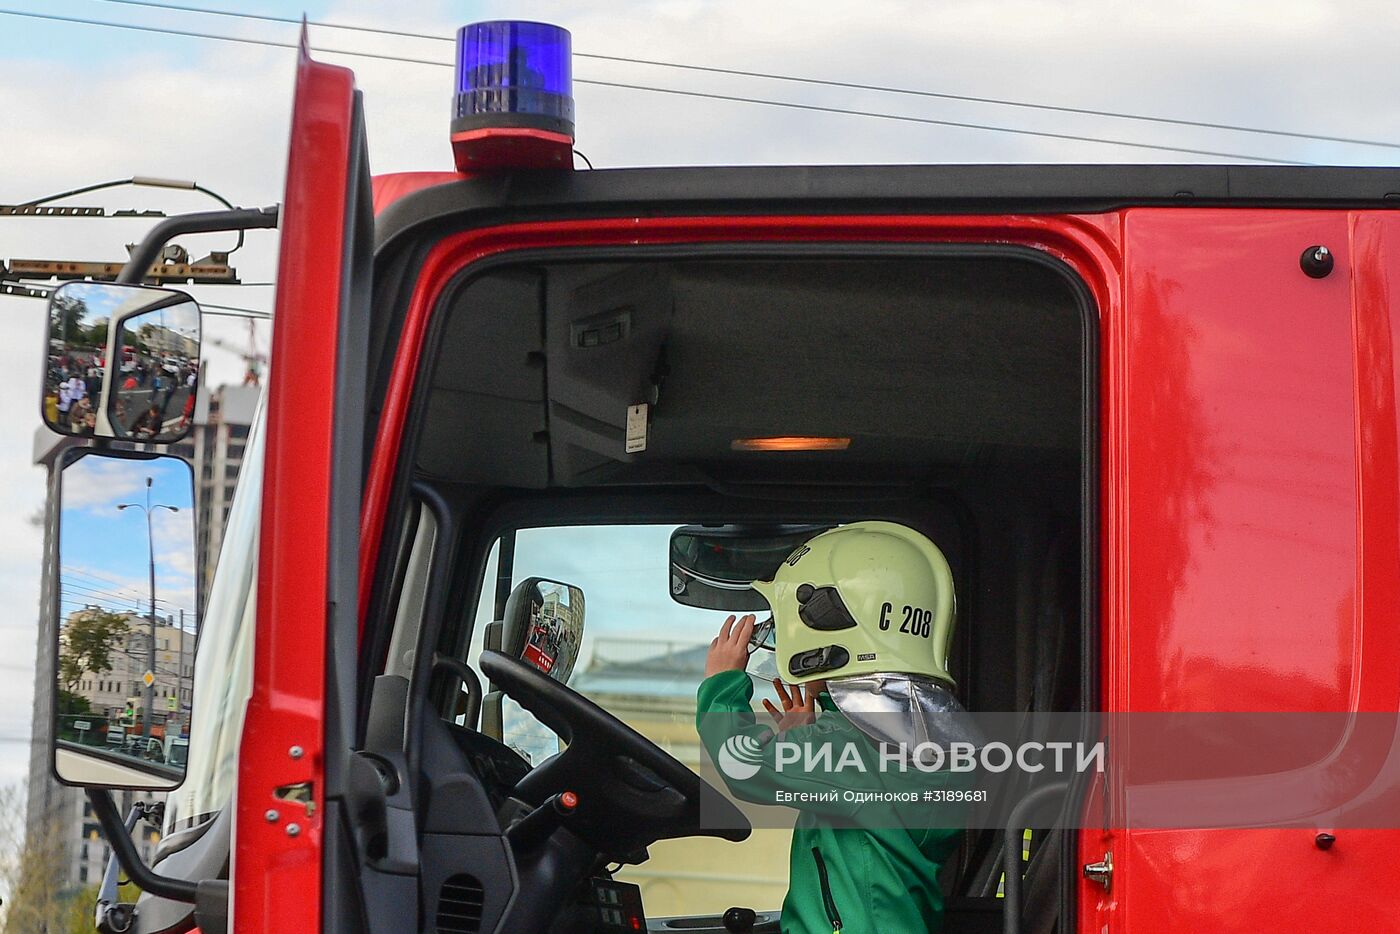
788;644;851;678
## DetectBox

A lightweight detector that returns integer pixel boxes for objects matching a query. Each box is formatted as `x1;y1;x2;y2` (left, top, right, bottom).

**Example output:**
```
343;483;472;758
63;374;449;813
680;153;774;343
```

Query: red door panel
1106;210;1400;931
234;42;360;933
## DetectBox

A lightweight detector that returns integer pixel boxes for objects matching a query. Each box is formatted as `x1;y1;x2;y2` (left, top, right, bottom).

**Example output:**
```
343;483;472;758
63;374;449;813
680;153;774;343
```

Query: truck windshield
464;525;795;915
164;397;264;833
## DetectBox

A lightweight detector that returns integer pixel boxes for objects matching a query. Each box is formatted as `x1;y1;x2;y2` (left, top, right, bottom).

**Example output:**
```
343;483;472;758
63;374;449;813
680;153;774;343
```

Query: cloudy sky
60;454;197;630
2;0;1398;787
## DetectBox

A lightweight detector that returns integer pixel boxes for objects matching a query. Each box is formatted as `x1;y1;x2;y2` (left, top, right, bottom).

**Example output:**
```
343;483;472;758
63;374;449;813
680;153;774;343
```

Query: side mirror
500;578;586;684
668;524;831;611
42;282;201;442
52;449;197;790
481;577;586;759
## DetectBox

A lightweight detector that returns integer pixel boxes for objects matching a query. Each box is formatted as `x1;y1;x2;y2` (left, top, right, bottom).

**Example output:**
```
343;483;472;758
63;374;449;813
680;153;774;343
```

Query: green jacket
696;670;961;934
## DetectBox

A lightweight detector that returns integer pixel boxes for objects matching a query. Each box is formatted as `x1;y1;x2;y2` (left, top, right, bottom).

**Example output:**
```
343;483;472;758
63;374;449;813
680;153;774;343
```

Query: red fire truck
37;19;1400;934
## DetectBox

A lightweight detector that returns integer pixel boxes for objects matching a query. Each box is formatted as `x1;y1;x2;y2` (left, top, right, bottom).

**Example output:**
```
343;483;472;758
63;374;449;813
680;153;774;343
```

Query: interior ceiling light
731;437;852;452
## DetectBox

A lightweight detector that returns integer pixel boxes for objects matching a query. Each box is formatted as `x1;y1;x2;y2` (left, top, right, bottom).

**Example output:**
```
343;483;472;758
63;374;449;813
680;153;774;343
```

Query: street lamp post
117;476;178;747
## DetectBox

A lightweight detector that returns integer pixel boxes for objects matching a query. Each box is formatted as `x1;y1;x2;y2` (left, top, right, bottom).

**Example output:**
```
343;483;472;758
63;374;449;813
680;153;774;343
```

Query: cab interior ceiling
414;254;1084;493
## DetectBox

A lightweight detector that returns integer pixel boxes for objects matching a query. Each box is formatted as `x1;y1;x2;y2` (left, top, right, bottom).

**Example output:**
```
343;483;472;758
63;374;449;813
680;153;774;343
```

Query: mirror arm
94;799;144;931
117;206;279;284
87;788;200;904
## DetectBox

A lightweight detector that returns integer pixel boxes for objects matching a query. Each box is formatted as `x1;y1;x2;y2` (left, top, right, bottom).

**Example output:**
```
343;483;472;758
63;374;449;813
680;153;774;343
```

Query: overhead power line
0;6;1308;164
10;174;248;252
88;0;1400;153
582;79;1312;163
60;588;195;618
65;566;162;592
66;565;145;584
201;303;271;318
0;278;272;320
61;576;189;608
61;580;147;605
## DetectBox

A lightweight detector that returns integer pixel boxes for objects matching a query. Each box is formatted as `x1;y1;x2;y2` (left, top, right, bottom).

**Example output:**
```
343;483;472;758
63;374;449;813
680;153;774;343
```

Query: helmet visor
746;615;777;654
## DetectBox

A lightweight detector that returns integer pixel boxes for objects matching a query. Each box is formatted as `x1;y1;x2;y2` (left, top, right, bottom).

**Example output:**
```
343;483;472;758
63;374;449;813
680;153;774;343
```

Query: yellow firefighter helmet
751;521;956;685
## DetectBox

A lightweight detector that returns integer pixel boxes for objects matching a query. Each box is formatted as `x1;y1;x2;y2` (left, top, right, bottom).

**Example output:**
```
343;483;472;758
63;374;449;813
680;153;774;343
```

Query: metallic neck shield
826;672;984;757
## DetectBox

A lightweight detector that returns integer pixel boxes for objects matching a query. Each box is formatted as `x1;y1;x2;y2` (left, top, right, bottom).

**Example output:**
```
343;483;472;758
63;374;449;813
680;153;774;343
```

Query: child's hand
704;614;755;677
763;680;817;733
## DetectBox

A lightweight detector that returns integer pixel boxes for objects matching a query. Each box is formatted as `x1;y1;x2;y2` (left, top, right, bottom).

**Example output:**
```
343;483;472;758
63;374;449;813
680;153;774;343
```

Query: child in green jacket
696;522;967;934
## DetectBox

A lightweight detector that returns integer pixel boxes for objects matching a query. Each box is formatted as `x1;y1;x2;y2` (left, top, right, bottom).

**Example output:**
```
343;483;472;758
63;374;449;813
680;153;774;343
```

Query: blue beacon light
452;21;575;171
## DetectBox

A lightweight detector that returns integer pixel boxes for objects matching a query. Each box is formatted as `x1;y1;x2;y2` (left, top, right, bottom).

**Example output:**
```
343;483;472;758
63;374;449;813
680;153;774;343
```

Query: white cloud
57;459;150;512
150;498;195;544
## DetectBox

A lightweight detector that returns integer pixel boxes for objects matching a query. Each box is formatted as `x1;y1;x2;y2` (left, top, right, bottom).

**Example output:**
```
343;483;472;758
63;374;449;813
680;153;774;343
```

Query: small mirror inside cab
53;451;196;790
109;290;201;443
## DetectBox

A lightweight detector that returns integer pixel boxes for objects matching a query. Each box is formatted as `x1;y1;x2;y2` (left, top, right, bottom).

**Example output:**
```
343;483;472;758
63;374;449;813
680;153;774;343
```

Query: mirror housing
43;282;201;442
500;577;585;684
52;448;197;790
668;524;831;612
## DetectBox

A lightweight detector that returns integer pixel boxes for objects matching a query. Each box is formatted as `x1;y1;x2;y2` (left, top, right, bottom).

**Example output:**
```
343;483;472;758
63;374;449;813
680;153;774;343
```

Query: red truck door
1107;209;1400;931
234;41;371;933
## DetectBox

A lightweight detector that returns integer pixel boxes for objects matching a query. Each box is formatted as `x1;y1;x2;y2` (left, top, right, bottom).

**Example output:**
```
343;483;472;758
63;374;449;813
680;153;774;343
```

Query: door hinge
1083;851;1112;891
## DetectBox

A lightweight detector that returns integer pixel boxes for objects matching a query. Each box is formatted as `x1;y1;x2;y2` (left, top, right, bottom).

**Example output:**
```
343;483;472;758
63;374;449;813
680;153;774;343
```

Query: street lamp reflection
54;452;197;790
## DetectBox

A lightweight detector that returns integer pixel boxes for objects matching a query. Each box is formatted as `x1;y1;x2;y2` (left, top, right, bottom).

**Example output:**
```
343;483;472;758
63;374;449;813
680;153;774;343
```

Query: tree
0;780;70;933
0;780;153;933
59;884;100;933
84;321;109;355
55;690;95;744
49;292;88;345
58;610;130;696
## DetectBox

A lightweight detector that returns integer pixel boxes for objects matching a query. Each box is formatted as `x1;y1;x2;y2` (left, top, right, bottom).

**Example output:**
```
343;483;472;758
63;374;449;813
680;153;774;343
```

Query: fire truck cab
39;24;1400;934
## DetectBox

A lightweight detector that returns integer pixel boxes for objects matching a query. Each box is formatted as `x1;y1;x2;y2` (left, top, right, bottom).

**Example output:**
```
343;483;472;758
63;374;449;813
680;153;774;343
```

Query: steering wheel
478;650;751;858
